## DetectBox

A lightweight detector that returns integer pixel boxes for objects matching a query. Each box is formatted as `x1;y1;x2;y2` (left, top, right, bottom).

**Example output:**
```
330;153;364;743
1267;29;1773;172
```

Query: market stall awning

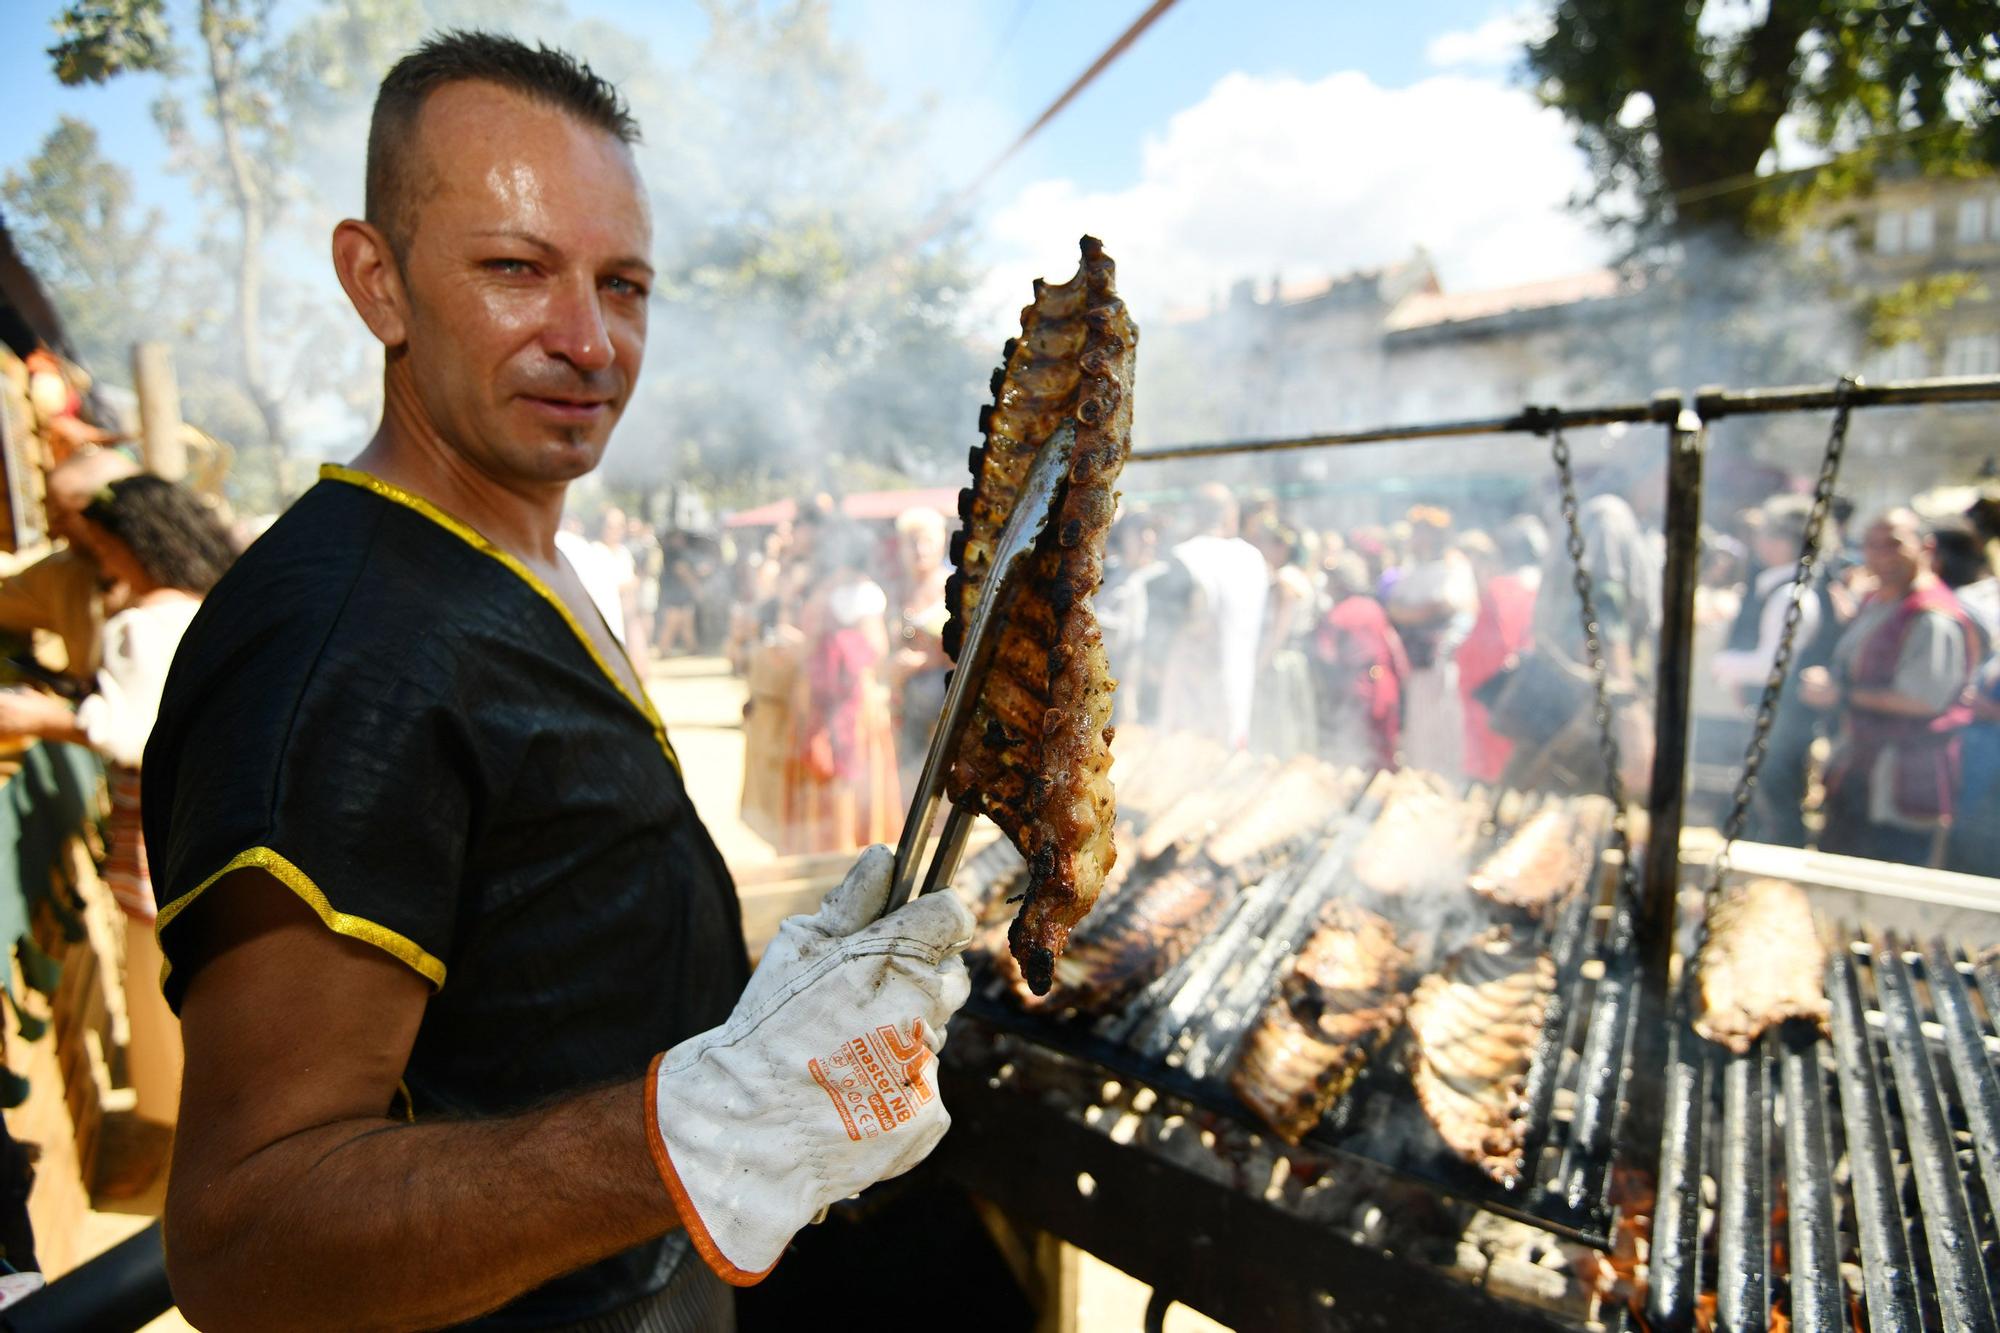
723;488;959;529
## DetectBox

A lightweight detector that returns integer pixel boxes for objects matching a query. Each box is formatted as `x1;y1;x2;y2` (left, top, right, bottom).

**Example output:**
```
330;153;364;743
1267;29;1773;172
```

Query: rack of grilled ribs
1350;770;1488;899
1230;904;1414;1144
943;235;1139;995
1049;757;1342;1012
1693;877;1830;1054
1466;801;1600;918
1407;928;1556;1188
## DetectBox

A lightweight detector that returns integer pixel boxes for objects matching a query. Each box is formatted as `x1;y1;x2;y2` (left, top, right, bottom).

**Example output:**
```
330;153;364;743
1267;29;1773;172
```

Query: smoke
239;2;991;500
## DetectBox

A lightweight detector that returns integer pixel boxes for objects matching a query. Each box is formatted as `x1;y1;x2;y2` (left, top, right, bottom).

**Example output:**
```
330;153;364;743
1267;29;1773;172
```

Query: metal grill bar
1560;948;1632;1212
1870;936;1999;1332
1694;373;2000;419
1126;396;1678;463
1828;951;1922;1333
1923;941;2000;1228
1645;997;1707;1332
1518;855;1600;1154
1717;1048;1771;1333
1778;1028;1842;1332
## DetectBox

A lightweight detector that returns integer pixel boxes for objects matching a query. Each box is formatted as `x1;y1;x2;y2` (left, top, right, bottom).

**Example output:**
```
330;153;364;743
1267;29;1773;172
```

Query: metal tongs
884;422;1077;916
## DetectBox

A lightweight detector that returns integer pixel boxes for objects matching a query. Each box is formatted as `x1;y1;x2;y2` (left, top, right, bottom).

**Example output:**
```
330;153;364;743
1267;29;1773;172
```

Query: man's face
392;82;653;486
1410;523;1447;560
1862;517;1922;586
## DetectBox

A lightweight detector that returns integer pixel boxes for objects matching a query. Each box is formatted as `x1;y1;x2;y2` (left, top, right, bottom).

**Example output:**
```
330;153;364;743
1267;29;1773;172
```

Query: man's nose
543;275;616;373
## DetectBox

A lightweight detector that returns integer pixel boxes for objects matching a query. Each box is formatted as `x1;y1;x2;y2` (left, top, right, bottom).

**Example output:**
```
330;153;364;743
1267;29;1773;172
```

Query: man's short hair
366;30;640;259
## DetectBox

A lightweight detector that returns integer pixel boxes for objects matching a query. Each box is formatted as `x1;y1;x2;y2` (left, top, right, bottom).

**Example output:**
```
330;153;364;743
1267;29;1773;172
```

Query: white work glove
645;844;975;1284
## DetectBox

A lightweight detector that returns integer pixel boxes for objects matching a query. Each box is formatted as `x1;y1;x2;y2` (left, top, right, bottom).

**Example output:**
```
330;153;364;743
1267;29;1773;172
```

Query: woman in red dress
1456;518;1545;783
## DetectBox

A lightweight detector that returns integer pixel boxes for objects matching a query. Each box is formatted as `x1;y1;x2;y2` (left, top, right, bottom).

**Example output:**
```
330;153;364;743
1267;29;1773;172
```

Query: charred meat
1231;905;1413;1143
944;236;1139;994
1351;770;1486;899
1407;929;1554;1188
1467;803;1594;918
1694;877;1829;1054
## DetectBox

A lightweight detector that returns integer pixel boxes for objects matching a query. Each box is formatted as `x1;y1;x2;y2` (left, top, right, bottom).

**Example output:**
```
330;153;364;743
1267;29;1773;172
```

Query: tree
51;0;300;450
600;0;989;498
1526;1;2000;243
1;117;168;374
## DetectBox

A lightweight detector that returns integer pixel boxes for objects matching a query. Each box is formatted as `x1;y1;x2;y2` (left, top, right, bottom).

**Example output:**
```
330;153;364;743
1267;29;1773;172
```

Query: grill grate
951;778;1643;1246
1648;934;2000;1332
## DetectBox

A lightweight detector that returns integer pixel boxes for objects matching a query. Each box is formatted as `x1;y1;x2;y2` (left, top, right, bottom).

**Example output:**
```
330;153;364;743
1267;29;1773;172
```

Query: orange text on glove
807;1020;935;1141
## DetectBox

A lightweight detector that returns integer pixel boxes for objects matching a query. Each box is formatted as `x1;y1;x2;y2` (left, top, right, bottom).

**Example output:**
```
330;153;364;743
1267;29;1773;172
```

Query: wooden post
130;343;185;481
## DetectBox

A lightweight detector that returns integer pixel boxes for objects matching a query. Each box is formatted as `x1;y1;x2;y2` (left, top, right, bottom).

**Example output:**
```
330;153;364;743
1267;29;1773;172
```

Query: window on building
1877;210;1905;254
1944;332;2000;378
1961;199;1988;245
1906;206;1935;251
1869;340;1930;381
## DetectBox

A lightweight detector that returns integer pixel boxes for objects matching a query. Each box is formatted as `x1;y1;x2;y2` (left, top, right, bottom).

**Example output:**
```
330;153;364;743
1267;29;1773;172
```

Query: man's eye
606;276;649;298
485;259;535;275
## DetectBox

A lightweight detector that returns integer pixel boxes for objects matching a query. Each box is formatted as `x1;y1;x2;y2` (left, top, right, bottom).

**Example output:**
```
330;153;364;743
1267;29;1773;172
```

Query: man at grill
145;32;973;1331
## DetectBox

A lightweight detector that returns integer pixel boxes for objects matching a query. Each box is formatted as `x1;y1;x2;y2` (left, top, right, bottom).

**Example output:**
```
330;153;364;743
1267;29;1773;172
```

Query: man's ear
332;219;410;349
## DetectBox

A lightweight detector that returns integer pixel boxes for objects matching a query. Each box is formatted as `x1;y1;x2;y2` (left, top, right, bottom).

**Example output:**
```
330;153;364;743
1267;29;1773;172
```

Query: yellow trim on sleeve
155;846;447;989
318;464;681;775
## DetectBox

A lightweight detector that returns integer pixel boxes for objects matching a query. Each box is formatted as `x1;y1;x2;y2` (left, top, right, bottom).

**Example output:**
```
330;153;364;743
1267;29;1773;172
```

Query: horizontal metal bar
1696;374;2000;419
1128;396;1678;463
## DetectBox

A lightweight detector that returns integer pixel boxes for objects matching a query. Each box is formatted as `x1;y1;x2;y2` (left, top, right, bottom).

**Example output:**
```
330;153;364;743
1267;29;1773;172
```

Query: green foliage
19;0;986;508
49;0;177;83
1863;272;1988;349
0;118;165;371
1527;0;2000;242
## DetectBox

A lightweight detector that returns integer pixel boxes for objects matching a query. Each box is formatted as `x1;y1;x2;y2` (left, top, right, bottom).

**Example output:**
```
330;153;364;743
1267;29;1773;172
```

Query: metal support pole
1623;402;1707;1187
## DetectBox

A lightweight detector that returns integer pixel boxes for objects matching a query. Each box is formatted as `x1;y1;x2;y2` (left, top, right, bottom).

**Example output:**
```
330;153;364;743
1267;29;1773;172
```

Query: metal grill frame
934;373;2000;1329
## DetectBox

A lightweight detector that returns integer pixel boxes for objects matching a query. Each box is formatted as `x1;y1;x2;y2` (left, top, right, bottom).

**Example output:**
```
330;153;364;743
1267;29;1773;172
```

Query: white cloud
1425;9;1548;69
969;69;1611;336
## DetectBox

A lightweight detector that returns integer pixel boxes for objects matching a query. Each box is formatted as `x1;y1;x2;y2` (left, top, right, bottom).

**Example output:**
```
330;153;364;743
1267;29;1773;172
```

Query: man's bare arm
165;869;679;1333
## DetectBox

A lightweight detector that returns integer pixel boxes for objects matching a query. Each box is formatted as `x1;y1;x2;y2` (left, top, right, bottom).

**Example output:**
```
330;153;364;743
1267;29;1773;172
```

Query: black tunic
146;464;751;1328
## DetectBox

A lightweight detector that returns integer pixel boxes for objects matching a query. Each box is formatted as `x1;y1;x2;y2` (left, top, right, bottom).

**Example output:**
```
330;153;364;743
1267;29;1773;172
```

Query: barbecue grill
920;373;2000;1333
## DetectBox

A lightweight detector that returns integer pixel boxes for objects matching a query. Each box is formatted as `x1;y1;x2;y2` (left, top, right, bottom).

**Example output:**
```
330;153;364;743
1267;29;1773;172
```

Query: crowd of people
718;471;2000;880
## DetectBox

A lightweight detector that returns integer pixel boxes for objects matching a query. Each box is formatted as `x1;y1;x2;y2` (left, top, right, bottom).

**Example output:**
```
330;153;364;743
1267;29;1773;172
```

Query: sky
1;0;1604;323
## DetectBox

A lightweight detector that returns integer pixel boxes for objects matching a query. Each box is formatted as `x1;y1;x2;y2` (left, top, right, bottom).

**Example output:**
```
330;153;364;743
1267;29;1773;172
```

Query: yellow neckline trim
156;845;447;989
319;464;680;775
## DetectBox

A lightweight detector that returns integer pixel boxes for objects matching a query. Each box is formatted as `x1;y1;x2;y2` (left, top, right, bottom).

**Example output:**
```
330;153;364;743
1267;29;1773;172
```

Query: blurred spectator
1950;646;2000;877
0;475;236;1192
0;448;142;682
783;520;899;854
655;530;700;657
1502;492;1661;798
886;507;951;789
1312;552;1408;771
1387;505;1478;774
1800;509;1976;867
1098;510;1163;727
1711;496;1830;847
1153;483;1267;748
1456;522;1541;783
1928;515;1998;655
1246;513;1317;758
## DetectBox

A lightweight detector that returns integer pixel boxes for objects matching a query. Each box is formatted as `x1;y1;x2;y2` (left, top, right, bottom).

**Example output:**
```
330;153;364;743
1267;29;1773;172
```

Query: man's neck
351;374;567;566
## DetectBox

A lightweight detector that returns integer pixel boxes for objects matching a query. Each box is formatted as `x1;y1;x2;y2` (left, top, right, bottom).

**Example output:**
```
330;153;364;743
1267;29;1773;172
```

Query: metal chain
1699;376;1858;948
1543;416;1641;904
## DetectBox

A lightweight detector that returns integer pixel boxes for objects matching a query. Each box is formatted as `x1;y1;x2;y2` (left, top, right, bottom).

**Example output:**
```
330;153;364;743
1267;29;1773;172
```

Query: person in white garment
0;473;238;1190
1155;483;1268;749
1387;505;1479;774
